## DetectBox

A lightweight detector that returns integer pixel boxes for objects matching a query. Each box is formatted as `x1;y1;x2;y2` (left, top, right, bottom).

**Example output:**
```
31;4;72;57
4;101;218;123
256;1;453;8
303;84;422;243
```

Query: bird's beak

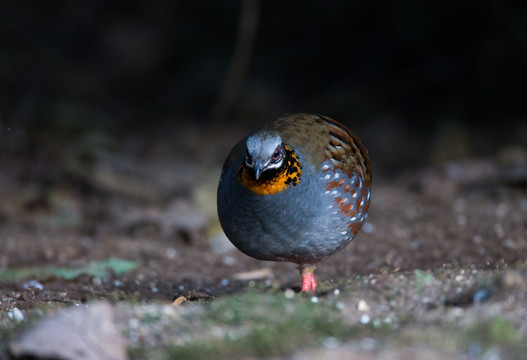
254;159;263;180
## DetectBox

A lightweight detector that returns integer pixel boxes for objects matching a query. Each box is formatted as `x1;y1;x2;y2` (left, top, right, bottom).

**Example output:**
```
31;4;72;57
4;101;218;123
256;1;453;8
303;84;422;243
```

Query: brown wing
268;113;371;186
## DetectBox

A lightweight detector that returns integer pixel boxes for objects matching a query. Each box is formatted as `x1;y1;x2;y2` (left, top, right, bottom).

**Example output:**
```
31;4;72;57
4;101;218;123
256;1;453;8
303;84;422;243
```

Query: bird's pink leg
299;265;317;292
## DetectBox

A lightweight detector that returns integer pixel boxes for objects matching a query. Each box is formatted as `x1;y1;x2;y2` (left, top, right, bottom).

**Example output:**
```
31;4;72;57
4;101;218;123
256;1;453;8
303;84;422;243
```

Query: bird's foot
299;265;317;292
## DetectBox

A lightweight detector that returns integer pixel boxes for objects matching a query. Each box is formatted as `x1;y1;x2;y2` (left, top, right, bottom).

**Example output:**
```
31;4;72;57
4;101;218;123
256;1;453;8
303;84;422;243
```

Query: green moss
0;258;141;281
164;288;360;359
465;316;520;349
414;269;434;293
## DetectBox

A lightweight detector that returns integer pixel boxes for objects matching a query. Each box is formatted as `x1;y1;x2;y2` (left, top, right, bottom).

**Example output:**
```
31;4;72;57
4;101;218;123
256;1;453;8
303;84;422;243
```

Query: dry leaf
171;296;187;307
232;267;273;280
9;301;127;360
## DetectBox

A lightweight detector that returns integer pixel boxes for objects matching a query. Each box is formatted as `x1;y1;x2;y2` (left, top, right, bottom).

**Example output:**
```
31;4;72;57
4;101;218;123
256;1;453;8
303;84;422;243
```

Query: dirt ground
0;125;527;359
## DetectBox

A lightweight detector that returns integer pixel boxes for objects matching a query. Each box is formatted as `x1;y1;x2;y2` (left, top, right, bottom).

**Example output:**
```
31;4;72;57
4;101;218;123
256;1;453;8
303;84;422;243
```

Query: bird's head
245;131;285;180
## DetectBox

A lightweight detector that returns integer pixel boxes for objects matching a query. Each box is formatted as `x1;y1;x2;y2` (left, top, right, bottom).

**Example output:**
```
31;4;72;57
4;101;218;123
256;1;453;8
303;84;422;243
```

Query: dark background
1;0;526;178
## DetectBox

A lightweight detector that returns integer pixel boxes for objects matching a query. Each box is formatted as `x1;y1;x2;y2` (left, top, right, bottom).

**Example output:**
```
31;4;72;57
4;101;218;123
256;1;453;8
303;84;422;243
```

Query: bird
217;113;371;292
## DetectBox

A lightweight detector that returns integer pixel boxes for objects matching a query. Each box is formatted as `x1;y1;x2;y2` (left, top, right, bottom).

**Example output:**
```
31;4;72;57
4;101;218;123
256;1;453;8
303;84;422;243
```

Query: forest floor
1;124;526;359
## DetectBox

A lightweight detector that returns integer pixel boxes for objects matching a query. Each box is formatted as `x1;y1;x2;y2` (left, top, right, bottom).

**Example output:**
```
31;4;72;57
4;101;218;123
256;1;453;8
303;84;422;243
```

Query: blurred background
2;5;527;353
1;0;526;180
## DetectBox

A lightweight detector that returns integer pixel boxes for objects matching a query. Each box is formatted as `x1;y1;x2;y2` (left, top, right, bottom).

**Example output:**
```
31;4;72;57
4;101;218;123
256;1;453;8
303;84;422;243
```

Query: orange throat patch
237;145;302;195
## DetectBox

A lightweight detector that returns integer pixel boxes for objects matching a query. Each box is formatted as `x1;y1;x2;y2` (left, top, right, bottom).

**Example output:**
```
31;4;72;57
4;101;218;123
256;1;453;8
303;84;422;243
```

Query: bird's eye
245;152;253;165
271;146;281;161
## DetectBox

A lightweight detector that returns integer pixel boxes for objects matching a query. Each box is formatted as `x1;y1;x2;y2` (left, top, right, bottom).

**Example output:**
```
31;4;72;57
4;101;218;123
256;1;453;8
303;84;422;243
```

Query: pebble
336;302;345;311
360;314;371;324
284;288;295;299
221;256;235;266
473;289;492;303
360;337;376;351
165;247;177;259
362;222;375;234
23;280;44;291
357;300;370;312
450;307;464;317
322;336;340;349
503;271;524;288
128;317;140;330
8;308;24;322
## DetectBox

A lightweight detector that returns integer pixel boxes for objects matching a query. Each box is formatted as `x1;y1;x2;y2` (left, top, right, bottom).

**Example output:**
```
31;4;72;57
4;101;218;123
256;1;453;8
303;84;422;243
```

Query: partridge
217;113;371;292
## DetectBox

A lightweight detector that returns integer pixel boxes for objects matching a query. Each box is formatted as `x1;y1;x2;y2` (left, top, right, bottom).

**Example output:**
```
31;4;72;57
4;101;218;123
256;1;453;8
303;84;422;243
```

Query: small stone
504;238;516;249
362;222;375;234
360;337;376;351
360;314;371;324
322;336;340;349
284;288;295;299
8;308;24;322
23;280;44;291
503;271;524;288
221;256;235;266
473;289;492;303
451;307;464;317
129;317;140;329
165;247;177;259
357;300;370;312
